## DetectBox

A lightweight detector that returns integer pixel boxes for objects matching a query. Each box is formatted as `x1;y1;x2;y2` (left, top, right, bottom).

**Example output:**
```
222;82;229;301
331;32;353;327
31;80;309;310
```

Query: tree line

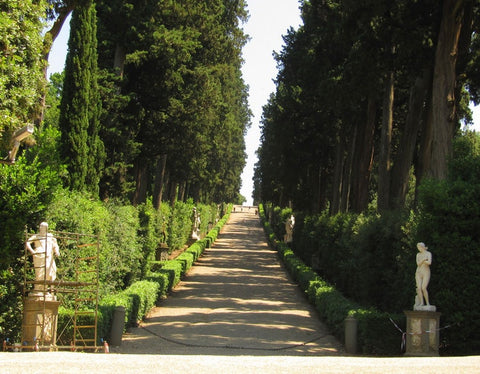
1;0;250;206
254;0;480;214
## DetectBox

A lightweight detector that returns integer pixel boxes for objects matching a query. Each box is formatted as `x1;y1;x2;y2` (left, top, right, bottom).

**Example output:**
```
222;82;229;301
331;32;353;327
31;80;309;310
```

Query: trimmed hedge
259;203;403;355
57;205;233;346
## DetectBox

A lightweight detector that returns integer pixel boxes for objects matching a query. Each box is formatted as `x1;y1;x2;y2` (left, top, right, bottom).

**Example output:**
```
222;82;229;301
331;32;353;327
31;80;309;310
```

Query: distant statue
284;215;295;243
414;242;435;311
191;207;201;240
26;222;60;297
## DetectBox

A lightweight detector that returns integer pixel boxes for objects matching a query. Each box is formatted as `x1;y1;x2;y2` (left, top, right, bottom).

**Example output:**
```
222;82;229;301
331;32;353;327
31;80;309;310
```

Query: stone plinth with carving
404;310;441;356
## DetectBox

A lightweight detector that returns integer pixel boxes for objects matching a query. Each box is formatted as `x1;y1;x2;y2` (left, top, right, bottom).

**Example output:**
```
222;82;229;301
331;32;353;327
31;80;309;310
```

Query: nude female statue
415;242;432;308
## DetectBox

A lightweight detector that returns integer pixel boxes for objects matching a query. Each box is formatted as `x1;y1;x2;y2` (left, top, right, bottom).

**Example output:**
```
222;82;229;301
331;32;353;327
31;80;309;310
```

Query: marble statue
414;242;435;311
284;215;295;243
26;222;60;297
191;207;201;240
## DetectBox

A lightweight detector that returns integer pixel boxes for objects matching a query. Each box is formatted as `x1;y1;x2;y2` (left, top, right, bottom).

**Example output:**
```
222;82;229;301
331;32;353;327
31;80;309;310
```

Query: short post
344;315;358;354
110;306;126;347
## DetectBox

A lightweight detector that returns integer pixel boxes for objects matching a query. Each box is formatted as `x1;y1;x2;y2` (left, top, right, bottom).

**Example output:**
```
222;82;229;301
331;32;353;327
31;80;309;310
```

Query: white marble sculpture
26;222;60;298
414;242;436;311
191;207;201;240
284;215;295;243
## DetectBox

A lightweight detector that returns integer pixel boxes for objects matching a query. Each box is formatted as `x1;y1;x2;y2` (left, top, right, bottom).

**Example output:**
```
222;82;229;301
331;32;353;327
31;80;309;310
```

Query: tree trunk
425;0;464;180
340;125;356;213
37;5;74;126
351;96;376;213
316;167;328;213
330;138;345;215
417;90;434;191
378;70;395;212
169;182;178;207
178;181;186;202
153;154;167;210
113;44;126;78
132;160;148;206
43;5;75;62
390;69;431;209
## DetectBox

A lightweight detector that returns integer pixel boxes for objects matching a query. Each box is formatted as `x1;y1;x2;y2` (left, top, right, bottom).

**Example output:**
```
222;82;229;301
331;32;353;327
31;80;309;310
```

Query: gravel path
112;206;343;356
2;207;479;373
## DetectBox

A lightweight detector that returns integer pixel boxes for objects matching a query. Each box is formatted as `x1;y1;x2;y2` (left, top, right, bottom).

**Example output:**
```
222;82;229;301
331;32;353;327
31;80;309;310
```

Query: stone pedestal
155;243;169;261
404;310;441;356
22;296;60;347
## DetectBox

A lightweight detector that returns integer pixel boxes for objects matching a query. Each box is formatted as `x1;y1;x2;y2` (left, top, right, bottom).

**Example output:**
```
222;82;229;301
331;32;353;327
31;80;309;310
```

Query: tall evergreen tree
59;0;104;194
96;0;249;205
255;0;479;213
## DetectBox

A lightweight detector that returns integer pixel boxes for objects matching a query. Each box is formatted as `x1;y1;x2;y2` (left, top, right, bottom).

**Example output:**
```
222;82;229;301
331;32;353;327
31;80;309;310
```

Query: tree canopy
254;0;480;214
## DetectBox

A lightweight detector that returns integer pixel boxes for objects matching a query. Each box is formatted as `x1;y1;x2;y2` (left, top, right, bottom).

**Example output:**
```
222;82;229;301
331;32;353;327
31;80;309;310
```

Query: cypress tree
59;0;104;194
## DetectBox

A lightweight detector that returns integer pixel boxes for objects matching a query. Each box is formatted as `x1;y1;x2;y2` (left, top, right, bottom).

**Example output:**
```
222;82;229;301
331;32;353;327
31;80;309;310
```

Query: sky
47;1;479;206
239;0;303;205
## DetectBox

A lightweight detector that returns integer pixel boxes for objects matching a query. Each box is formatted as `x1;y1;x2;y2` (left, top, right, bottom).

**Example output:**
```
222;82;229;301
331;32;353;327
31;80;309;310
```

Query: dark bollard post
110;306;126;346
344;315;358;354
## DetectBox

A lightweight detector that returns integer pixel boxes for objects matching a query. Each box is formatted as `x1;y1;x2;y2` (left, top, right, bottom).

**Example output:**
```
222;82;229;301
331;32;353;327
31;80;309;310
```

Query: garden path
112;205;343;356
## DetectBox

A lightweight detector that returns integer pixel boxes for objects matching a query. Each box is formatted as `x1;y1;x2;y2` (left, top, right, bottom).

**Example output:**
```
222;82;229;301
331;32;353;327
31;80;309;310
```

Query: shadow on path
114;207;344;356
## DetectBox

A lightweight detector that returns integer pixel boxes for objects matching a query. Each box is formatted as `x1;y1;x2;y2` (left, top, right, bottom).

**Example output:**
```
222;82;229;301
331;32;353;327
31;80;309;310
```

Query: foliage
0;150;63;343
0;157;62;266
413;132;480;355
0;0;47;151
0;264;23;343
255;0;479;213
259;204;402;355
260;131;480;355
44;192;219;295
136;198;168;277
59;0;104;195
96;0;250;204
167;200;195;251
58;280;159;345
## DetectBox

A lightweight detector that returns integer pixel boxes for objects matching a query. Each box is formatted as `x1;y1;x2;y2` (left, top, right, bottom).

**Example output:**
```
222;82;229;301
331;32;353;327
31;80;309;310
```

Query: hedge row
57;205;232;346
259;204;403;356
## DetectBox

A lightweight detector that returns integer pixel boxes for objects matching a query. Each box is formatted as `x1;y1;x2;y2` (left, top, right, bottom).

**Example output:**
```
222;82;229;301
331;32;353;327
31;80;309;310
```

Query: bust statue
26;222;60;298
414;242;436;311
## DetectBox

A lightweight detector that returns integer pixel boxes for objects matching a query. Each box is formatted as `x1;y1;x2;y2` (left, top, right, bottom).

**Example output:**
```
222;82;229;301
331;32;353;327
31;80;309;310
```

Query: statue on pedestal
26;222;60;299
414;242;436;311
284;215;295;244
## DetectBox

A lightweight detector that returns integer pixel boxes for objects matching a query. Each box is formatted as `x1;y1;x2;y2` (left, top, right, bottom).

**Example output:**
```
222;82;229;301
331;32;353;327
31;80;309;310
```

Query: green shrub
57;306;104;347
259;203;403;356
168;200;195;250
125;281;159;323
46;191;144;294
136;199;165;277
158;261;183;290
145;271;170;299
354;309;404;356
175;252;195;272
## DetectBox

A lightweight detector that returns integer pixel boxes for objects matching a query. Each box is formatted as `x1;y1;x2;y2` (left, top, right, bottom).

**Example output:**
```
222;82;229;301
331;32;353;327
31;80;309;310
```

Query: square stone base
404;310;441;356
22;297;60;347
